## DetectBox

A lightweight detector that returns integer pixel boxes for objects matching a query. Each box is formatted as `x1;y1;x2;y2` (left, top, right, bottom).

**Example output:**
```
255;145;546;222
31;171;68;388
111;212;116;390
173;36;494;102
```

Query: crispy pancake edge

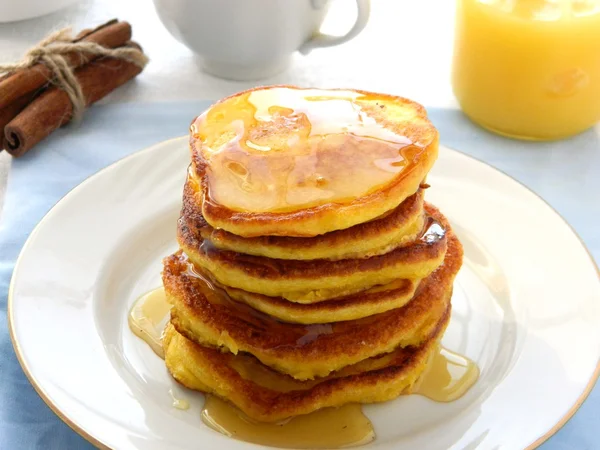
213;277;420;324
163;216;462;379
178;203;447;302
164;305;450;422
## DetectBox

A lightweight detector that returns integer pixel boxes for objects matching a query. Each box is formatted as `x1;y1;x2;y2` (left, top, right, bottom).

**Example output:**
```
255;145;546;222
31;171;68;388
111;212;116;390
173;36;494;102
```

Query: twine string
0;27;148;121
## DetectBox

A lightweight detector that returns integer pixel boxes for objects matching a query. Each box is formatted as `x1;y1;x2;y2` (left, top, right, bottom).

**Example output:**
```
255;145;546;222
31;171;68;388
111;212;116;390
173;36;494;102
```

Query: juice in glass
452;0;600;140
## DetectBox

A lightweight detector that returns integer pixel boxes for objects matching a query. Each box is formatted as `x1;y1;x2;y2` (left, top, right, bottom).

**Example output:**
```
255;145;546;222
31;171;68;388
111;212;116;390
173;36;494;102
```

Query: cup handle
299;0;371;55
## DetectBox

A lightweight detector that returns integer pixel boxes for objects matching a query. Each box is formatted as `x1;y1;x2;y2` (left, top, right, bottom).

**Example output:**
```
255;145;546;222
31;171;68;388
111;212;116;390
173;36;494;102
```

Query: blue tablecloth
0;102;598;449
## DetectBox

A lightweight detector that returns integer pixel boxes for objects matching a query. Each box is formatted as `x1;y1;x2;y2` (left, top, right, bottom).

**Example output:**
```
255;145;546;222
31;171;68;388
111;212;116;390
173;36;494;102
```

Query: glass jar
452;0;600;140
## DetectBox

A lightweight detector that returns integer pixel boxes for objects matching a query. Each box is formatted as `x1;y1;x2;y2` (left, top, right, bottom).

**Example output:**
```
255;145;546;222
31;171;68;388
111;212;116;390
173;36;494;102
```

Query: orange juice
452;0;600;140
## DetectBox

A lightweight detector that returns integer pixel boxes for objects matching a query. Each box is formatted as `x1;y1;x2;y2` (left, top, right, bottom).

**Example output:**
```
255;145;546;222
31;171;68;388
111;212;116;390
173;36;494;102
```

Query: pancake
163;306;450;422
163;214;462;380
178;203;446;303
156;86;468;431
189;86;439;237
211;276;420;324
182;176;426;261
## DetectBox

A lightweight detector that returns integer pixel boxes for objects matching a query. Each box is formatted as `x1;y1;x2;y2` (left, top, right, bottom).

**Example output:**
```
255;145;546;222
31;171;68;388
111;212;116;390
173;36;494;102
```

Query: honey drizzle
190;87;428;213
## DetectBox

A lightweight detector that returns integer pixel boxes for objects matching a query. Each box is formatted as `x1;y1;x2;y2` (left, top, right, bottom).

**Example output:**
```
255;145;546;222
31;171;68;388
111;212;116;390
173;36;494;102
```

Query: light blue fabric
0;102;598;449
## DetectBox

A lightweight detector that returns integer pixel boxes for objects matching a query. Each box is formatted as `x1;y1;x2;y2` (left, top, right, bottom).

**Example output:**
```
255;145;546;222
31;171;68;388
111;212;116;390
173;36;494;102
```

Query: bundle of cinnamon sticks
0;19;148;157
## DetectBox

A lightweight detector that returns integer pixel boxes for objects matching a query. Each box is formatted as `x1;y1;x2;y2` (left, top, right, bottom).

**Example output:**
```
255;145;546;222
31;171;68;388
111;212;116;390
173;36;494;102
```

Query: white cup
152;0;370;80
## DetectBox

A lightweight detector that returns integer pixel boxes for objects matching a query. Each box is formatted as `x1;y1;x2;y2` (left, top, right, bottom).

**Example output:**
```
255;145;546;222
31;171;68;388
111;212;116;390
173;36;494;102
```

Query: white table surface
0;0;457;217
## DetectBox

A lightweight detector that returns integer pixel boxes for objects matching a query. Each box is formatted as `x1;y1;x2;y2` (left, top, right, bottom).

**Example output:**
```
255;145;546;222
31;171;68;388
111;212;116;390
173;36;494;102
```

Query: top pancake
190;85;439;237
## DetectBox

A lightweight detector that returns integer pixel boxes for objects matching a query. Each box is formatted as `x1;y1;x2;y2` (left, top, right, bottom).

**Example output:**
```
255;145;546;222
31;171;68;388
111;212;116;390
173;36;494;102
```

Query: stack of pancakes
162;86;463;422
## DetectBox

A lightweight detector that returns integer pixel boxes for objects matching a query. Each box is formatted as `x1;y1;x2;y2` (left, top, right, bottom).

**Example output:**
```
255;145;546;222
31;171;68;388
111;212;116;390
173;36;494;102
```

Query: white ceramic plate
9;137;600;450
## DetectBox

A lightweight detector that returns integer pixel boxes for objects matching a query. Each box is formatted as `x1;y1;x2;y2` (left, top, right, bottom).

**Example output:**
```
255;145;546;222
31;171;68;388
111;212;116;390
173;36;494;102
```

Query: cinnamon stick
0;20;132;110
0;91;37;136
3;43;144;157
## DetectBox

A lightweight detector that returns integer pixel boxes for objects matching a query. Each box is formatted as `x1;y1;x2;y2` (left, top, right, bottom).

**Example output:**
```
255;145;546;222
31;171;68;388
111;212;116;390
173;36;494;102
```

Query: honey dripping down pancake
125;86;478;449
189;86;439;237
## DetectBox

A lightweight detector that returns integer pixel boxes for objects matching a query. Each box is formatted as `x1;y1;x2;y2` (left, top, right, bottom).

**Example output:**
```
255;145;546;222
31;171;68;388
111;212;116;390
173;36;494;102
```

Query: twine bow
0;27;148;122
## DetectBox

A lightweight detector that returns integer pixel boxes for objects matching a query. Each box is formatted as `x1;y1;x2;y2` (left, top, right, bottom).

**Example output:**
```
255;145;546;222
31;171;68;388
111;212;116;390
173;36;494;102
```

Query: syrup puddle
413;346;480;402
128;287;170;359
129;287;479;448
202;396;374;449
169;389;191;410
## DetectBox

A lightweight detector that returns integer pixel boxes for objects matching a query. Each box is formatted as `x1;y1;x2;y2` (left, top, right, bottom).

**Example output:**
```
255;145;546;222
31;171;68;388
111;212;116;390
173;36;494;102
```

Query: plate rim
7;136;600;450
